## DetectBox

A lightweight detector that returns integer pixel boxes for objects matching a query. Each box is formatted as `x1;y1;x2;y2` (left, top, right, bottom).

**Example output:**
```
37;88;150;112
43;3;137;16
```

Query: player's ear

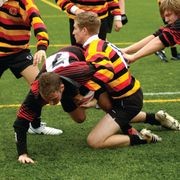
59;84;64;93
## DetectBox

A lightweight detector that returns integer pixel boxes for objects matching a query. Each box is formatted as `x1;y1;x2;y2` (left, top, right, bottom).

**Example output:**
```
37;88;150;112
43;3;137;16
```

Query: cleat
171;54;180;60
155;50;168;62
140;129;162;143
156;110;180;130
28;122;63;135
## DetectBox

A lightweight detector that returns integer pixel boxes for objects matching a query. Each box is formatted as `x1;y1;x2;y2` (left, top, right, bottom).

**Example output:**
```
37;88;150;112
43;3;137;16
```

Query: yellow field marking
144;99;180;103
0;99;180;109
40;0;59;10
29;42;133;49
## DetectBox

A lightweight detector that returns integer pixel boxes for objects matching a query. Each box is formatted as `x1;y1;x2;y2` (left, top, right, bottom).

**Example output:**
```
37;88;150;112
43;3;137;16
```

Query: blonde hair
75;11;101;35
160;0;180;17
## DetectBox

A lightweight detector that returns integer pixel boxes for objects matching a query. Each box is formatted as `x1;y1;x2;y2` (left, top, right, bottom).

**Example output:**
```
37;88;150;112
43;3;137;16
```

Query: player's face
43;85;64;105
47;91;62;105
73;21;85;44
164;10;178;24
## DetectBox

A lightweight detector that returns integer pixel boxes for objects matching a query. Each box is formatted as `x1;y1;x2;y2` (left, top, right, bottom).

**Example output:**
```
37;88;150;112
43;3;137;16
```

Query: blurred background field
0;0;180;179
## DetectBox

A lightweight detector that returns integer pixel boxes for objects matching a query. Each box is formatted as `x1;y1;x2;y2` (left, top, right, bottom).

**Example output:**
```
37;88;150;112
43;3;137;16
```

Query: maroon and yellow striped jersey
56;0;121;19
83;38;141;99
0;0;49;57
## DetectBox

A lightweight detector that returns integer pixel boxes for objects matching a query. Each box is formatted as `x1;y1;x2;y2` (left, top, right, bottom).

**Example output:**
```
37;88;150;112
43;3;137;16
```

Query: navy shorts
108;88;143;128
0;49;33;78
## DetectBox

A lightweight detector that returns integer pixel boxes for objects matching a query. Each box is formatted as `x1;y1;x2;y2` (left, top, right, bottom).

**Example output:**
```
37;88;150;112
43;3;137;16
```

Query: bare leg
87;114;130;148
130;111;146;123
21;65;39;85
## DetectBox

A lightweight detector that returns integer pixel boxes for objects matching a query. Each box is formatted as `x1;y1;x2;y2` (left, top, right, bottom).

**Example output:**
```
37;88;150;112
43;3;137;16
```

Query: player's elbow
72;114;86;123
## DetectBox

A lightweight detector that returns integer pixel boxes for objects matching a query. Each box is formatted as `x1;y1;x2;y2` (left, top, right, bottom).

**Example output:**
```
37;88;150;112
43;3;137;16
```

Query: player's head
73;11;100;44
160;0;180;21
39;72;64;105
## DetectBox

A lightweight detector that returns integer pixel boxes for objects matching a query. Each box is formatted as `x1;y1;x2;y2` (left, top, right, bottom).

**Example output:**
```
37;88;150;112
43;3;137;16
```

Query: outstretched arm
121;35;156;54
123;36;165;63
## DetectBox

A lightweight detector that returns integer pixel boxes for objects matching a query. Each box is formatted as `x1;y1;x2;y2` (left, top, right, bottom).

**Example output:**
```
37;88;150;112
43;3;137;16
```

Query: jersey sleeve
13;81;47;156
153;20;180;47
20;0;49;51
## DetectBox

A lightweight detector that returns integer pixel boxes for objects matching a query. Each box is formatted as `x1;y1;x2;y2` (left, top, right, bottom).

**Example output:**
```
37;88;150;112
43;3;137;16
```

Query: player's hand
18;154;35;164
113;20;122;32
80;99;97;108
122;53;136;64
33;50;46;66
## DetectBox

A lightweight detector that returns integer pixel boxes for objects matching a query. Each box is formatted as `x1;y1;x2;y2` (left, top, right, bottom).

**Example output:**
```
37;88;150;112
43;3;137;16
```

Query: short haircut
75;11;101;35
160;0;180;17
39;72;62;98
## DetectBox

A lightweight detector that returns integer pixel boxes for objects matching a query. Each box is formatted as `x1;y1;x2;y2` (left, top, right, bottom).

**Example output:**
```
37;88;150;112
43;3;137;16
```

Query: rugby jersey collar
83;34;99;48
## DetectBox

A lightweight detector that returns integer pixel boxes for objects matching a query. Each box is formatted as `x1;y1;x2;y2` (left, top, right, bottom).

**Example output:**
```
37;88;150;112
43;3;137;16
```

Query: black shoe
155;50;168;62
171;53;180;60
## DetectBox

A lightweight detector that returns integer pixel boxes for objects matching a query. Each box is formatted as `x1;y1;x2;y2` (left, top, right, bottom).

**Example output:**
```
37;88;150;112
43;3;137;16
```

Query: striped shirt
0;0;49;57
153;19;180;46
83;37;141;99
56;0;121;19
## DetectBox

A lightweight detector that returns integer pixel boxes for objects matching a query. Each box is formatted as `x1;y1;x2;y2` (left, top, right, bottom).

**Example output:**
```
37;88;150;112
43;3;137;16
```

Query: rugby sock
145;113;161;125
121;124;132;134
31;117;41;128
129;135;147;146
171;47;178;57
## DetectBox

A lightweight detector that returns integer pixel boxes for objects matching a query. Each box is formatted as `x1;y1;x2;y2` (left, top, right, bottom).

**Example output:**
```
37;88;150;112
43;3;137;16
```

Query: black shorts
0;49;33;78
108;88;143;128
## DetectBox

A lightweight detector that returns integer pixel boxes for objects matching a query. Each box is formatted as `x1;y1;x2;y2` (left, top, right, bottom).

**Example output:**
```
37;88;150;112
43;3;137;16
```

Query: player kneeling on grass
71;11;180;150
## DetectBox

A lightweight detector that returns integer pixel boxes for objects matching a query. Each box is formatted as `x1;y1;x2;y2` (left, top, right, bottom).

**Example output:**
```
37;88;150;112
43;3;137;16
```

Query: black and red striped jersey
0;0;49;57
153;19;180;47
17;46;95;121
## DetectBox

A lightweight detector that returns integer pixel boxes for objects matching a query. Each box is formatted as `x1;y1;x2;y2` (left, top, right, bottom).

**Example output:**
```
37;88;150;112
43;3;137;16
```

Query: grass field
0;0;180;179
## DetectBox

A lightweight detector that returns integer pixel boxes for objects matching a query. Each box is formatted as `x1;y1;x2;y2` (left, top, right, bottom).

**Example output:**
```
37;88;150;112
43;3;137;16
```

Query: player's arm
13;118;34;164
13;84;46;163
121;35;156;54
119;0;128;25
123;36;165;63
21;0;49;65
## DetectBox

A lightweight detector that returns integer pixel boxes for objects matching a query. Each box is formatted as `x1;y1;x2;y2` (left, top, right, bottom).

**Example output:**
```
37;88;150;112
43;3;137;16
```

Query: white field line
144;92;180;96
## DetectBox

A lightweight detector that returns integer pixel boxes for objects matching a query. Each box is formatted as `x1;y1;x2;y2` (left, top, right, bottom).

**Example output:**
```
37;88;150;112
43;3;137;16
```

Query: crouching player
14;45;180;164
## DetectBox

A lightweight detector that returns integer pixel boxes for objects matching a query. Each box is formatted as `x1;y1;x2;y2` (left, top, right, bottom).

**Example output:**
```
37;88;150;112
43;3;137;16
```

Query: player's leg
21;65;39;85
131;111;180;130
87;113;131;148
87;113;161;149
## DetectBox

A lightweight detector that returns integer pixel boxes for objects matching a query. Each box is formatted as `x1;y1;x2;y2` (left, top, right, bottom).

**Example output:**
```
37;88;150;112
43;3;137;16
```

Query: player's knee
87;134;102;149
